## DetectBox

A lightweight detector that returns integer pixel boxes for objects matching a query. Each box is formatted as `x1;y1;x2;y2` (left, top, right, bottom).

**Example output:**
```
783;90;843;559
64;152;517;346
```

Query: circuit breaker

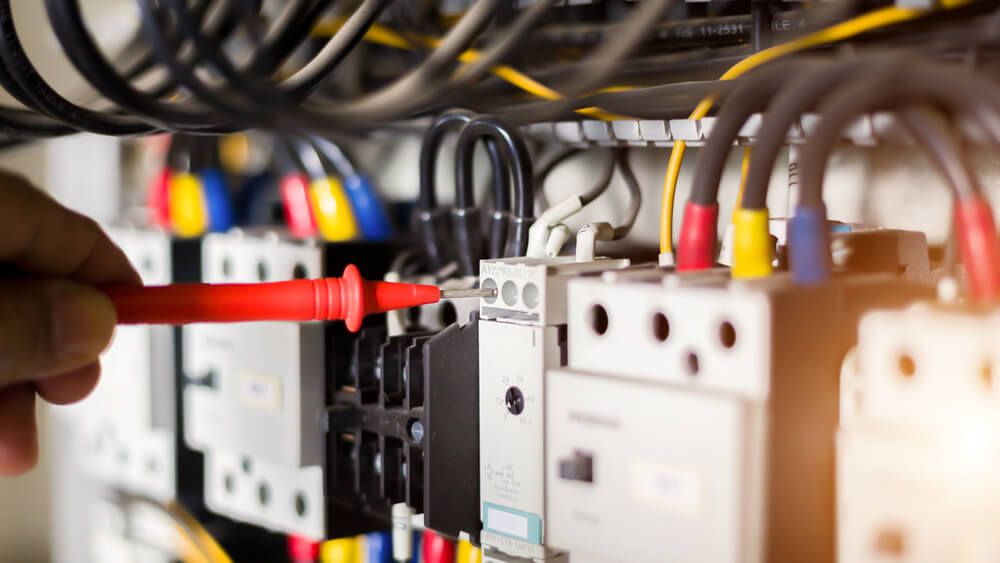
544;268;928;563
183;231;326;539
60;227;177;501
477;256;627;561
838;304;1000;563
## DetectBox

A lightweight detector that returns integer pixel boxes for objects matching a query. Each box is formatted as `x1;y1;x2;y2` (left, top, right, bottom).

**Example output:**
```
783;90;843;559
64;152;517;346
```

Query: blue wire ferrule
199;168;234;232
789;203;832;285
343;174;392;240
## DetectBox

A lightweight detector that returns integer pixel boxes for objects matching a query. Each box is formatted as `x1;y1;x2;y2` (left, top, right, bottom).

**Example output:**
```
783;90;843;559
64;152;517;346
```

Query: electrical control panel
25;2;1000;562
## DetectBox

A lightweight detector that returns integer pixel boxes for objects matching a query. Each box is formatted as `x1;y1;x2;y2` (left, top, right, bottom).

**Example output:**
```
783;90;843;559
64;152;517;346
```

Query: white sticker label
486;506;529;539
630;461;701;514
239;372;282;411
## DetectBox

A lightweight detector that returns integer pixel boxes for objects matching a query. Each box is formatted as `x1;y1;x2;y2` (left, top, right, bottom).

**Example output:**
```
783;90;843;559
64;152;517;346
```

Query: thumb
0;278;117;387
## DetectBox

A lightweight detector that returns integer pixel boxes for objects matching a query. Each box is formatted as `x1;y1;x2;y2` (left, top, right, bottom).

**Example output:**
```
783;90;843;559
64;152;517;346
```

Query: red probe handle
103;265;441;332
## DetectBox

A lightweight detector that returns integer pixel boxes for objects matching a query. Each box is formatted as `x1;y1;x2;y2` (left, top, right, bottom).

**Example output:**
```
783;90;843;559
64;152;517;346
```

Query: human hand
0;173;139;476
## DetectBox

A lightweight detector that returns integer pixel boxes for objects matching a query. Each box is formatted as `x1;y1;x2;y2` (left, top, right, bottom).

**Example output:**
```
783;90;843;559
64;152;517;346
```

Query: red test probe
102;264;493;332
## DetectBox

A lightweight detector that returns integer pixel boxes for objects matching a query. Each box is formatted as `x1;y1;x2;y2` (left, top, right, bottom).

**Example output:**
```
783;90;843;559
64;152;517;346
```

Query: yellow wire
733;146;751;223
311;20;626;121
166;499;233;563
658;5;937;255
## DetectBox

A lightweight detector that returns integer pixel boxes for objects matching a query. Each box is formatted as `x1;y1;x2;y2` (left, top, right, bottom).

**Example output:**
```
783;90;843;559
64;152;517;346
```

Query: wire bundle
676;50;1000;301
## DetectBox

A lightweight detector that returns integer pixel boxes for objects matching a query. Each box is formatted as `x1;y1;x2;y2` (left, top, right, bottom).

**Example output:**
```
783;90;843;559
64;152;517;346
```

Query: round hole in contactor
481;278;498;304
686;352;700;376
141;255;155;276
438;301;457;327
501;280;519;306
294;492;308;517
719;321;736;349
522;283;540;309
146;457;158;474
874;527;906;557
224;473;235;493
241;457;252;474
652;312;670;342
897;354;916;378
590;304;609;336
221;257;233;278
257;261;269;281
258;482;271;506
292;263;308;279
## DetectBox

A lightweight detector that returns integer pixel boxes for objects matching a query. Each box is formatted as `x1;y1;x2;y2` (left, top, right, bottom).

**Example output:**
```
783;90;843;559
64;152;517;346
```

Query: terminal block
477;257;628;561
544;269;929;563
838;304;1000;562
326;315;482;542
183;231;406;539
183;231;327;538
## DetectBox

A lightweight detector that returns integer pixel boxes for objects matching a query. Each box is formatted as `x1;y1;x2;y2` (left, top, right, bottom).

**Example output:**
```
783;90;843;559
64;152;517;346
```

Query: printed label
238;372;282;411
630;461;701;514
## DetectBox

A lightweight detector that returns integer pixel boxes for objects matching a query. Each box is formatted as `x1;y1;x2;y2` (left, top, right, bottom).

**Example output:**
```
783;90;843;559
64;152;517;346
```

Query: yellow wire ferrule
319;537;360;563
309;176;360;242
168;172;208;238
731;208;773;279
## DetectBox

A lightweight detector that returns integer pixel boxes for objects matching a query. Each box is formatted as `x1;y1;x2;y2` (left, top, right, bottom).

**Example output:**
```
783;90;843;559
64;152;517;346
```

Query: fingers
0;383;38;476
35;361;101;405
0;279;117;388
0;173;140;285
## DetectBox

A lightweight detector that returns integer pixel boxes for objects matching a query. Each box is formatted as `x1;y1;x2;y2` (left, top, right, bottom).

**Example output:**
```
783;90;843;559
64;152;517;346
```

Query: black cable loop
0;0;155;135
454;116;534;274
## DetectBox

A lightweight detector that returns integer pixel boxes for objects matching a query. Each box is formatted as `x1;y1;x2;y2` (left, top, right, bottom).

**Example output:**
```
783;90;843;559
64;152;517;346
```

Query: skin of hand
0;172;140;476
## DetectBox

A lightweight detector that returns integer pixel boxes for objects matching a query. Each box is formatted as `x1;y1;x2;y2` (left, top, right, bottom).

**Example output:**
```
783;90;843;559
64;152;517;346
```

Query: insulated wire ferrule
789;203;831;285
731;207;773;279
955;197;1000;301
676;201;718;271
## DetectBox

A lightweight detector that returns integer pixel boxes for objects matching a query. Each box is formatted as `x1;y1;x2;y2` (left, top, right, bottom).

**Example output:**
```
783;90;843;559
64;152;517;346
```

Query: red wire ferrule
280;173;318;238
955;197;1000;302
147;168;171;229
676;201;719;271
421;531;456;563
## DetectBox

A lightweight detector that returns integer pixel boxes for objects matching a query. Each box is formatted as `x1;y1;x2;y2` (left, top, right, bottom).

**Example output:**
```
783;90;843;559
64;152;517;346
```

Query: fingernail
51;284;116;361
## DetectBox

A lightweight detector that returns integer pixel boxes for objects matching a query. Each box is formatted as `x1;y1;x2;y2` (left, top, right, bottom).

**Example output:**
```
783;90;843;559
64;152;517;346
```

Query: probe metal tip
439;287;497;299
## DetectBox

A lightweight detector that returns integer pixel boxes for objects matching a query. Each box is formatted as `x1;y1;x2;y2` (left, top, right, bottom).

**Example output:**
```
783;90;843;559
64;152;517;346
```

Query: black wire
153;0;388;128
557;0;674;96
161;0;505;131
534;147;581;211
417;109;511;272
613;148;642;241
798;61;1000;208
43;0;336;131
689;60;810;207
896;105;979;201
448;0;561;87
0;0;154;135
453;116;534;274
42;0;236;130
741;58;888;210
579;149;617;206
